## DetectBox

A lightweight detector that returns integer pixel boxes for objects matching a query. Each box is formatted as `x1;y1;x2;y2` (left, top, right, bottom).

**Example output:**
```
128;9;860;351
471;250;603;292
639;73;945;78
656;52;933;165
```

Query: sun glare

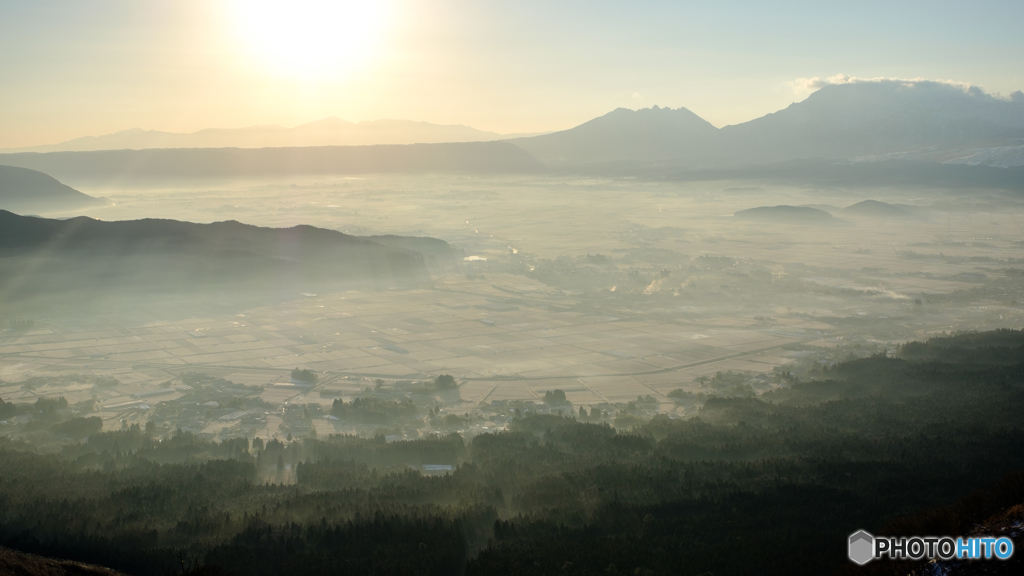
229;0;391;80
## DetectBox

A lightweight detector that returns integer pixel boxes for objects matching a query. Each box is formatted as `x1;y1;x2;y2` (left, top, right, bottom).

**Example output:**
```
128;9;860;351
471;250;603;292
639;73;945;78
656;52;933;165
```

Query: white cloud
786;74;978;97
631;92;643;100
789;74;852;94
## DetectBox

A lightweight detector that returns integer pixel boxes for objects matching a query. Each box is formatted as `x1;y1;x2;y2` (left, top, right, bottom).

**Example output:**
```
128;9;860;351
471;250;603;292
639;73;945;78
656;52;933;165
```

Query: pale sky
1;0;1022;148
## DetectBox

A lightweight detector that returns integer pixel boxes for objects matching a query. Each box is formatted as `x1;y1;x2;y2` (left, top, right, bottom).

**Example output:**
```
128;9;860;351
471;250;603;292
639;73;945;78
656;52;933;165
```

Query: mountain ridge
0;165;104;212
509;80;1024;170
0;141;544;181
718;80;1024;164
3;118;545;154
5;80;1022;181
508;105;719;165
0;211;442;304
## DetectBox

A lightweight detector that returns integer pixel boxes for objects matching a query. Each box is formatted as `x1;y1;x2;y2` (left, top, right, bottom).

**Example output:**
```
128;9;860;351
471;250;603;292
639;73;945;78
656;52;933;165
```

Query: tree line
0;330;1023;575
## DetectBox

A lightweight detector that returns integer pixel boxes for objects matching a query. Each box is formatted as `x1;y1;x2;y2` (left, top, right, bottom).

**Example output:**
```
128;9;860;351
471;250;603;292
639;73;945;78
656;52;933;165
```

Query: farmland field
3;174;1023;439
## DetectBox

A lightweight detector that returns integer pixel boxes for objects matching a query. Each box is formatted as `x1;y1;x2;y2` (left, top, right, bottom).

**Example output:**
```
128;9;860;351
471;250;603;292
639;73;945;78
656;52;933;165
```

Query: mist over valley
1;2;1023;574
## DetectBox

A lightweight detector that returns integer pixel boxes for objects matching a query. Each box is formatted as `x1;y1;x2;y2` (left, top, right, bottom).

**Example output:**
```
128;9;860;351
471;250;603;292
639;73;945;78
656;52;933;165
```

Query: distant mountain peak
510;78;1024;170
717;79;1024;162
509;105;720;165
606;105;704;116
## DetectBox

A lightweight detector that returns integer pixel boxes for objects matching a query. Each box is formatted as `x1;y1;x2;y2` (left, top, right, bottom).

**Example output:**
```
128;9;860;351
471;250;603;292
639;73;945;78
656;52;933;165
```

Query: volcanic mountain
509;80;1024;170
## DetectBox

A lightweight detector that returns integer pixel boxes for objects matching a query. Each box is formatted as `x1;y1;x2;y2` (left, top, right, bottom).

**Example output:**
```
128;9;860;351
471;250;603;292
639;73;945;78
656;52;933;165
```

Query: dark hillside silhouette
0;211;437;302
0;165;102;212
0;546;125;575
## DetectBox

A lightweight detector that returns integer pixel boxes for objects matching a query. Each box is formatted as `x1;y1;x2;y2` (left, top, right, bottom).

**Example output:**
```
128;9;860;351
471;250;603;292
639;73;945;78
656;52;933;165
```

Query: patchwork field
0;273;811;420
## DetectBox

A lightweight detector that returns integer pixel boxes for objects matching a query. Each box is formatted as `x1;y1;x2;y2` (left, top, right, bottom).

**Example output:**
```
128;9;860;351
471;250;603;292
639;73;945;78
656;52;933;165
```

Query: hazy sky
1;0;1022;148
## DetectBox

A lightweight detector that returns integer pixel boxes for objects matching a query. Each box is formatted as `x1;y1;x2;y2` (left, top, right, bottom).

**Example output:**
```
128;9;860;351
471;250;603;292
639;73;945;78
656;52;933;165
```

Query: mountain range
0;141;542;181
1;118;542;154
2;79;1022;184
511;80;1024;170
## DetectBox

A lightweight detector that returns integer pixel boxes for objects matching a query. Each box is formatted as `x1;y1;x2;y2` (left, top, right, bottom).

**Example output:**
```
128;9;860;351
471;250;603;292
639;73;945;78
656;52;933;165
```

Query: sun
228;0;391;80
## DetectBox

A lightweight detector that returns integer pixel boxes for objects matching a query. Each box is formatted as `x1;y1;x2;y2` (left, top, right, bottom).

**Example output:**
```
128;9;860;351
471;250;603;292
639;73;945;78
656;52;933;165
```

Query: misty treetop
542;389;567;405
290;368;318;383
434;374;457;389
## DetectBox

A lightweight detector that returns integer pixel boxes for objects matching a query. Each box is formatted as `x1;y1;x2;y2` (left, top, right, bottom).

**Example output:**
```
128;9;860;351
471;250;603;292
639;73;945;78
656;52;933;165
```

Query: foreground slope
0;547;125;576
0;165;103;213
0;211;436;303
1;330;1023;575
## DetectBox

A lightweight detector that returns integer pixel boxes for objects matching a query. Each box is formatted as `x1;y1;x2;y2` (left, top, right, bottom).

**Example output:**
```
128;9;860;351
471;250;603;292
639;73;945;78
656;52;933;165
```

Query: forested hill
734;204;835;224
0;211;436;302
0;329;1022;575
0;165;103;213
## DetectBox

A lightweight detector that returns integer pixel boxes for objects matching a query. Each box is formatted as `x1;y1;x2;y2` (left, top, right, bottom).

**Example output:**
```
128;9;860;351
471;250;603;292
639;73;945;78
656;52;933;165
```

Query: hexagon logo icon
848;530;874;565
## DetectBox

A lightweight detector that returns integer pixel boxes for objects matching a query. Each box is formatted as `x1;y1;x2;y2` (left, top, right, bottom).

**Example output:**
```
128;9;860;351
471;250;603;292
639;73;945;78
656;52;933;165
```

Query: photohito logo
848;530;1014;565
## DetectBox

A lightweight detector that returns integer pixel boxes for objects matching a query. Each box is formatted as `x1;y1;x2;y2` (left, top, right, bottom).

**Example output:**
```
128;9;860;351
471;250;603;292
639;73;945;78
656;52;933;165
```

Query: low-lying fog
3;174;1023;444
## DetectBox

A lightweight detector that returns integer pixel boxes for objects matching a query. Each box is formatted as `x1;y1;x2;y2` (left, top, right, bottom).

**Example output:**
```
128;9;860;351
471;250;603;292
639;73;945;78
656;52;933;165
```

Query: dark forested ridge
0;165;103;212
0;211;436;304
0;330;1023;575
